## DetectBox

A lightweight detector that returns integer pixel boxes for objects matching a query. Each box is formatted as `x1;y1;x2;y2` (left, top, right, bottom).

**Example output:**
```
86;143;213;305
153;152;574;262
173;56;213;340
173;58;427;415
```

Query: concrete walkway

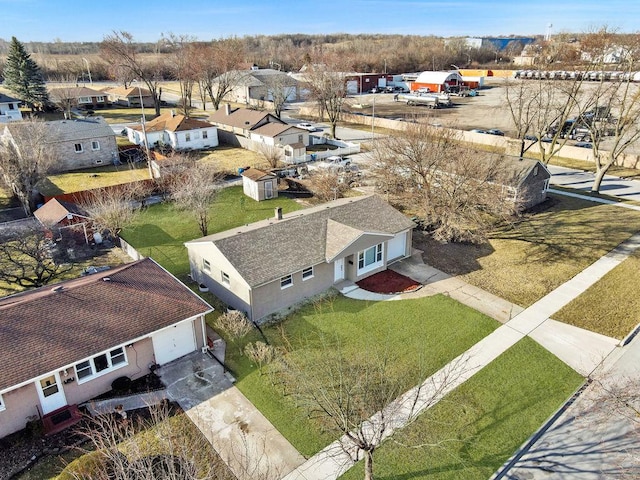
284;228;640;479
156;347;306;480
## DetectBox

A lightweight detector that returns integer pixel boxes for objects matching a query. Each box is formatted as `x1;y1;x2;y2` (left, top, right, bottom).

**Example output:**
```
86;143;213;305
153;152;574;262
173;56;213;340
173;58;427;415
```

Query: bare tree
263;73;296;118
170;162;223;237
0;226;74;290
165;33;198;118
101;31;165;116
80;183;144;240
504;75;584;163
308;169;349;202
304;53;352;139
66;402;233;479
194;38;246;111
0;118;59;215
49;85;79;119
372;121;521;243
213;310;253;355
277;334;467;480
573;32;640;192
257;144;283;169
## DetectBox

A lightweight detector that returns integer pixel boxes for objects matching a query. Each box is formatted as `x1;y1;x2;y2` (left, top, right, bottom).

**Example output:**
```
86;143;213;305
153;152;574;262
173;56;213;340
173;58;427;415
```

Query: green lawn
554;249;640;339
38;163;151;196
341;337;584;480
422;192;640;307
222;294;500;457
120;186;302;276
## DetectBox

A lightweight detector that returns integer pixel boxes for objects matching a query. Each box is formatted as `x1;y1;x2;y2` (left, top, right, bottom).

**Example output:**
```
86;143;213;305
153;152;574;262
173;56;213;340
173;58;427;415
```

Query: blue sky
1;0;638;42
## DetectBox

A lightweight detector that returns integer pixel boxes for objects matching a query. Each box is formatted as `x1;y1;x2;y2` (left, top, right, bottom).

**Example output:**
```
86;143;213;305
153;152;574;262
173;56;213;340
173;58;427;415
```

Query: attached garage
152;320;197;365
387;231;408;261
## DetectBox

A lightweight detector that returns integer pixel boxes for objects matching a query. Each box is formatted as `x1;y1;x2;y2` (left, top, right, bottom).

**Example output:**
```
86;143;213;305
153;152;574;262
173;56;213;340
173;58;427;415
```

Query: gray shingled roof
187;195;415;287
0;93;21;104
209;107;279;130
252;123;303;137
46;117;115;142
5;117;115;143
0;258;212;392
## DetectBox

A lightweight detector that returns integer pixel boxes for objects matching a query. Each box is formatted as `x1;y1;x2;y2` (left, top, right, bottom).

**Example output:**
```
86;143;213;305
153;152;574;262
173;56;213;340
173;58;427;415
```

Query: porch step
42;404;82;436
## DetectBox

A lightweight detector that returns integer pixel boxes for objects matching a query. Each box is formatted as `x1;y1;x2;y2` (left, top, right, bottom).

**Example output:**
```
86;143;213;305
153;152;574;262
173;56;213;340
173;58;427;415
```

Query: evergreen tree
3;37;49;111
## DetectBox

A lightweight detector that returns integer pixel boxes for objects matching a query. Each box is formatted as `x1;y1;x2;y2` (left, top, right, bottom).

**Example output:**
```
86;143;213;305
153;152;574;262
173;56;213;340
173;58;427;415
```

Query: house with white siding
126;111;218;151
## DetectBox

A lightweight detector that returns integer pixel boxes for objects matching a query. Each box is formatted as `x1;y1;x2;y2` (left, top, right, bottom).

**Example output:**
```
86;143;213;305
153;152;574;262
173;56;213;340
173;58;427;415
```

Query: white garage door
387;232;407;261
152;321;196;365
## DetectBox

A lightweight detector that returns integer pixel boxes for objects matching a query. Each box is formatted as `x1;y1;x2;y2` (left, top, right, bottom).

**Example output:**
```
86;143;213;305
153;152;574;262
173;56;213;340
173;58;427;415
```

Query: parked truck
400;94;440;108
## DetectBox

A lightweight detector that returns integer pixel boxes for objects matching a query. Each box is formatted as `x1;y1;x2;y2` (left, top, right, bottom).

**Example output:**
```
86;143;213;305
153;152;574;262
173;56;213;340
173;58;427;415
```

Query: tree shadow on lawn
422;194;640;276
36;177;64;197
122;224;176;247
417;232;495;276
490;194;640;263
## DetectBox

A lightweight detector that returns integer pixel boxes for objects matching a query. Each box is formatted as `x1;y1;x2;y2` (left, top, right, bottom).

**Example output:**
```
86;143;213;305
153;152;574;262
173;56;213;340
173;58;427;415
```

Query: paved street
548;164;640;202
498;334;640;479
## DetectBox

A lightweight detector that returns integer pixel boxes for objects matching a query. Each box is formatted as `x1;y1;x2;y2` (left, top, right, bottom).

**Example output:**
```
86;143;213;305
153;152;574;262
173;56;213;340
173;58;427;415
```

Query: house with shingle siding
0;258;212;439
126;111;218;151
185;195;414;322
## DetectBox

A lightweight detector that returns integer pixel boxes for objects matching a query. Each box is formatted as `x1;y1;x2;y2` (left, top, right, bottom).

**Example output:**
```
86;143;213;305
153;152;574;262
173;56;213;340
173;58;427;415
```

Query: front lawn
341;337;584;480
120;186;302;275
421;193;640;307
38;163;151;196
222;294;500;457
554;249;640;339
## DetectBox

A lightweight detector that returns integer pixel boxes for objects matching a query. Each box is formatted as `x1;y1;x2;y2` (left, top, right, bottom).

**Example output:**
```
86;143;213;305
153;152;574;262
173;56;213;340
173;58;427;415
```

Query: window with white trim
302;266;314;280
203;259;211;272
358;243;383;273
91;141;100;151
0;393;4;411
280;275;293;289
78;96;91;104
221;271;230;286
74;143;83;153
74;347;127;383
185;133;191;142
96;96;105;102
202;130;208;139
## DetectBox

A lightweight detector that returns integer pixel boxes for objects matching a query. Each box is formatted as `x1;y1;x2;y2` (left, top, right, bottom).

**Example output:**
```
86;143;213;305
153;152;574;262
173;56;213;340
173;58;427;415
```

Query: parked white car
297;122;316;132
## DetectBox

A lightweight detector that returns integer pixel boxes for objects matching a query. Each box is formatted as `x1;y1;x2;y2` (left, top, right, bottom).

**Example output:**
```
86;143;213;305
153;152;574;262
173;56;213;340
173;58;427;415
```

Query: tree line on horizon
3;31;634;83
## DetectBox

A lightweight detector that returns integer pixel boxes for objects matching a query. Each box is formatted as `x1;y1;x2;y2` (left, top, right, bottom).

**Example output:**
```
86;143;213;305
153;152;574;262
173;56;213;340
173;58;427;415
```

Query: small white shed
242;168;278;201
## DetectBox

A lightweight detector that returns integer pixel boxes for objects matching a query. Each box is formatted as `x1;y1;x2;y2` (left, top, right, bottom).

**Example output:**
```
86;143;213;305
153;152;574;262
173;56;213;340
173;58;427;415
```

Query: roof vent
103;277;111;282
51;285;64;292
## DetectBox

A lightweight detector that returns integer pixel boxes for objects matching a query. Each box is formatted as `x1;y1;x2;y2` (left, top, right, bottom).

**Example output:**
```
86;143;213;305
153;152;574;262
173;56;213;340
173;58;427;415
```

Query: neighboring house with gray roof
0;93;22;123
2;117;118;171
210;104;309;157
0;258;213;439
185;195;414;322
215;68;301;105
